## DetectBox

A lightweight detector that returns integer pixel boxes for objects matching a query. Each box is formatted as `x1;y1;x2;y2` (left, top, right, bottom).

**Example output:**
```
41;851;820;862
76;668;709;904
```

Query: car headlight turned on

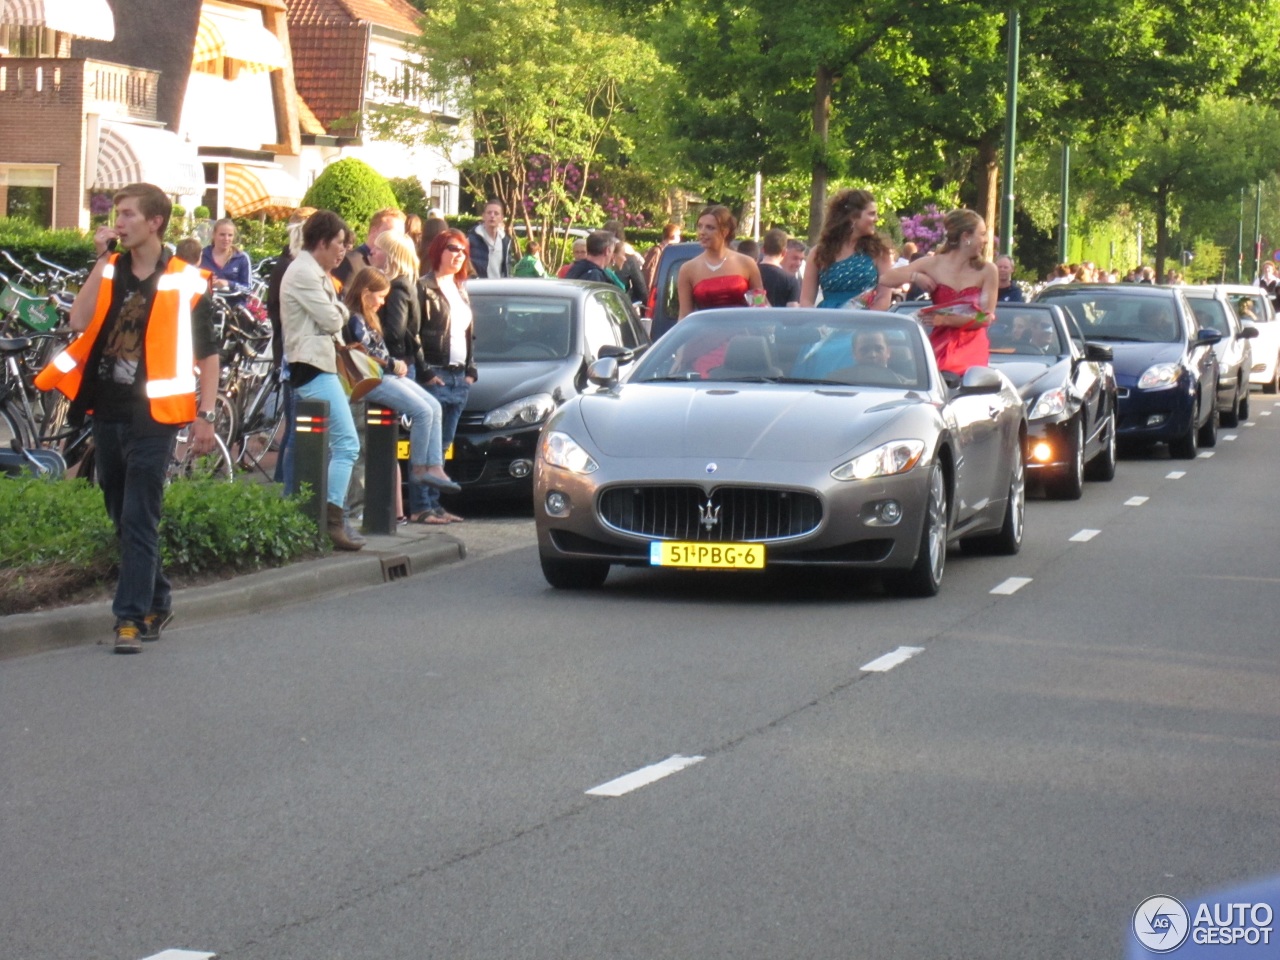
1028;387;1067;420
541;430;599;474
484;393;557;428
832;439;926;481
1137;362;1183;391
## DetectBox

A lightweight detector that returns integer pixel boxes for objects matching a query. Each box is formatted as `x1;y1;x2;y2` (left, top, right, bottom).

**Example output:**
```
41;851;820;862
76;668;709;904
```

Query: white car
1214;284;1280;393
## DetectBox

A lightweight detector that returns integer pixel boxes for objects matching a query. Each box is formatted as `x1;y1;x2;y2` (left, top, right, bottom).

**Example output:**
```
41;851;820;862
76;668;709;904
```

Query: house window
0;165;56;227
430;181;452;214
0;25;59;58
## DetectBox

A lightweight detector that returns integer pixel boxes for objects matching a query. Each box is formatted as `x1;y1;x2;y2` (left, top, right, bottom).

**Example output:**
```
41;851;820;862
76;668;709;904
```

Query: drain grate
381;555;412;581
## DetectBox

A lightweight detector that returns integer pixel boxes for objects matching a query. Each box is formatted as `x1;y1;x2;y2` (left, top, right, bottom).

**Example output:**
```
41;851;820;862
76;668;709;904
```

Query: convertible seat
710;335;783;379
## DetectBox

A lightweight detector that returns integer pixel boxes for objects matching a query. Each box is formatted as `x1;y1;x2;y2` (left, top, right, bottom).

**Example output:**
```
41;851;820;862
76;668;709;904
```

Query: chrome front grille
598;485;822;542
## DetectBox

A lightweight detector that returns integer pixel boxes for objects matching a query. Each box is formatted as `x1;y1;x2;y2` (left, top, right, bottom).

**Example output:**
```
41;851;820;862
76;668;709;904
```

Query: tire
1264;361;1279;394
1084;409;1117;482
965;453;1025;556
1238;390;1249;423
540;554;610;589
1045;418;1084;500
168;432;235;483
1197;403;1218;448
1220;382;1240;427
886;460;947;598
215;391;237;448
0;401;31;451
1168;403;1199;459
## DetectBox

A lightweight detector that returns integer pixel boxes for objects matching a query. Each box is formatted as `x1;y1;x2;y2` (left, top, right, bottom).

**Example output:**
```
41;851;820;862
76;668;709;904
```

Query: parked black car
444;279;649;498
645;242;701;339
1034;284;1221;458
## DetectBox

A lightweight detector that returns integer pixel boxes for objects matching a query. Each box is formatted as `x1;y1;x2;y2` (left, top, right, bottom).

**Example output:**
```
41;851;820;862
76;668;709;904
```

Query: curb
0;533;465;661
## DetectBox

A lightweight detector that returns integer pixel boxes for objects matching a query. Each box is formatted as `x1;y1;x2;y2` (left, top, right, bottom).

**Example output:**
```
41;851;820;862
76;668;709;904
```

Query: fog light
1031;441;1053;463
1146;414;1166;426
545;491;570;516
879;500;902;524
509;458;532;479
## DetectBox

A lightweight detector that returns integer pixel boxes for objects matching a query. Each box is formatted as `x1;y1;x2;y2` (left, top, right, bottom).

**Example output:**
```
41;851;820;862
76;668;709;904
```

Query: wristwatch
197;410;217;423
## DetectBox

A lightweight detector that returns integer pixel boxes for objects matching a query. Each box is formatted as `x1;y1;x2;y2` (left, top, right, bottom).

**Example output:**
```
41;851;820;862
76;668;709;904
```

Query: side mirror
587;356;620;387
596;343;635;364
1084;342;1113;362
1194;328;1223;347
956;366;1003;395
1238;325;1259;340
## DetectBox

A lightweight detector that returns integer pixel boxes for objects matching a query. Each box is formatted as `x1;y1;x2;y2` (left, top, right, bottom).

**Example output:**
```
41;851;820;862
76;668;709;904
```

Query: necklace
704;254;728;272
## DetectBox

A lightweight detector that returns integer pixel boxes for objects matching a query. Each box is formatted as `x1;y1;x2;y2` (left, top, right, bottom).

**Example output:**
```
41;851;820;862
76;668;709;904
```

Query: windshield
471;297;573;361
1038;291;1182;343
632;312;931;389
989;309;1064;356
1186;296;1232;336
1225;292;1265;324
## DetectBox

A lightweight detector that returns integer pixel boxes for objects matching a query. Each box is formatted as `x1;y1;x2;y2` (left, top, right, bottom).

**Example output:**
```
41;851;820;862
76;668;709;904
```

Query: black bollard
293;398;329;535
363;403;398;535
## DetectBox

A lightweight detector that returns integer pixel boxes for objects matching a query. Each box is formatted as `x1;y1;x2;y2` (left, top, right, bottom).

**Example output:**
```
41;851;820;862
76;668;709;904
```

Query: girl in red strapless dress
878;208;999;377
677;204;764;322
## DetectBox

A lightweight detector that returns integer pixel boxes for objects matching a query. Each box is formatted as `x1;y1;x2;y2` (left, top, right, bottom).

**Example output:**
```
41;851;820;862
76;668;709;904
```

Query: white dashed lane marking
1243;421;1256;428
1224;434;1238;441
1125;496;1149;506
1166;471;1186;479
1261;410;1272;416
138;951;216;960
1198;451;1216;458
860;646;925;672
1069;529;1101;542
991;577;1033;596
586;755;705;798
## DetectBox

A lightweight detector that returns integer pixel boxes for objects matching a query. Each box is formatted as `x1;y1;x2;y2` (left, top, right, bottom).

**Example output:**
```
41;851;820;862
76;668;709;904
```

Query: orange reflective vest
35;254;208;424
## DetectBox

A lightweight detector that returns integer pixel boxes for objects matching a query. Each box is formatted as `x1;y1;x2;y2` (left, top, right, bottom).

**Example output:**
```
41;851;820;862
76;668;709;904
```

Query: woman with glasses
415;229;476;524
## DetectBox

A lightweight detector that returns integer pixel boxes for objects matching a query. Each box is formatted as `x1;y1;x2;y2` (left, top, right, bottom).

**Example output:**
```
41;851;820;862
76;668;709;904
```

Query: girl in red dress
676;205;764;320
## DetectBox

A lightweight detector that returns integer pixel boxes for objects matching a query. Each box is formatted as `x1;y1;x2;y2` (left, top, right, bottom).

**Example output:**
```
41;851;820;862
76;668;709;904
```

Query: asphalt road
3;403;1279;960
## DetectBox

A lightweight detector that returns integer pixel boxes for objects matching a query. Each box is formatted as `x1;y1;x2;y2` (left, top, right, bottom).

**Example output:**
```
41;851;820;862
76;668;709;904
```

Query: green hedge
0;218;96;272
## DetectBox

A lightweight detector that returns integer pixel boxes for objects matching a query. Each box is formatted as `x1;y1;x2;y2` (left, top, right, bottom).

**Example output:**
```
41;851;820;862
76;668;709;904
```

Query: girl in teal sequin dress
801;189;893;309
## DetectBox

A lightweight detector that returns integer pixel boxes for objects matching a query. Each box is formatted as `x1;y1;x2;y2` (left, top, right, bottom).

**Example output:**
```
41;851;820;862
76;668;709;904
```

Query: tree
302;159;398;239
367;0;665;267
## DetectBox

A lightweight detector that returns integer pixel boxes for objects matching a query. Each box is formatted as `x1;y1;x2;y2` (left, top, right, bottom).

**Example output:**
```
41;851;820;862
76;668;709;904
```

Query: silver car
533;309;1027;597
1182;286;1256;426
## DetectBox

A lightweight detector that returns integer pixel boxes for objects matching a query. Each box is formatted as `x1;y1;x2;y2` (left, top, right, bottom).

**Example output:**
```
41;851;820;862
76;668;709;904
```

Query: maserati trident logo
706;462;718;474
698;498;722;531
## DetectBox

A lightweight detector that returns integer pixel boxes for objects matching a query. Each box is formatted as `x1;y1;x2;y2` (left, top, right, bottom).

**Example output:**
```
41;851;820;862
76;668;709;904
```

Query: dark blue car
1034;284;1221;458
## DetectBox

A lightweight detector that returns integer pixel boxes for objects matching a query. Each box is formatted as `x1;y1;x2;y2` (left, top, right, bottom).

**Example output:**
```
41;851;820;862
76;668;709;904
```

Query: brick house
285;0;463;214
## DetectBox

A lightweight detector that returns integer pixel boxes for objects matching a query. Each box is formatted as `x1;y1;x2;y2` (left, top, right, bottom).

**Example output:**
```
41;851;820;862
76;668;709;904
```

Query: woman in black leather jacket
415;227;476;523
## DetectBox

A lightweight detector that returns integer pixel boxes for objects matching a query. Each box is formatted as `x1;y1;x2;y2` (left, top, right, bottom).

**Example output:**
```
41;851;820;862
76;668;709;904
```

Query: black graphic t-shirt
78;251;217;426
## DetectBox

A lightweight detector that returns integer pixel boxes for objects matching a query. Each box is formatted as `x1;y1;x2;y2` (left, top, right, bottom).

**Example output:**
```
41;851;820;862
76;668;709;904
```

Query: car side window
583;296;618;359
1065;315;1087;352
599;292;641;348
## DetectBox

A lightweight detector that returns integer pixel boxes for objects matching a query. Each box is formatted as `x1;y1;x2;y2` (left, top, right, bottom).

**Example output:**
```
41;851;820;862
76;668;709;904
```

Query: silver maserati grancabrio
534;308;1028;596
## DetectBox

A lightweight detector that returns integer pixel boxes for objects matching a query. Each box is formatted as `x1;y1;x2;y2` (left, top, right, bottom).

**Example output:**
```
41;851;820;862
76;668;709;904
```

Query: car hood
987;356;1067;397
1104;341;1185;383
578;383;926;461
466;358;581;412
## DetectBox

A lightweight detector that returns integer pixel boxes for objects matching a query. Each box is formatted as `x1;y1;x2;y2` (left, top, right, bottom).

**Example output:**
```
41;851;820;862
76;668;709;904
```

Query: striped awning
0;0;115;40
193;6;286;73
94;121;206;197
224;163;303;218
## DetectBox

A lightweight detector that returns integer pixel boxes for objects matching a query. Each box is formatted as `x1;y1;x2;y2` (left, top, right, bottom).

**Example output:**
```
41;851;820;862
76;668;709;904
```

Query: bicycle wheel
169;430;235;482
238;372;284;469
214;391;237;448
0;398;32;449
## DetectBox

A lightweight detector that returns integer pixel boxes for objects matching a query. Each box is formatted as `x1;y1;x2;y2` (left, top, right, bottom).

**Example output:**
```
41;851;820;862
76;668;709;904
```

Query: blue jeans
93;420;177;627
418;369;469;512
366;374;445;515
292;372;360;508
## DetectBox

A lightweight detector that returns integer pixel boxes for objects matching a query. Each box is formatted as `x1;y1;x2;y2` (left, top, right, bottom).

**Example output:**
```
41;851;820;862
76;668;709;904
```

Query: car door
1063;311;1107;446
944;381;1009;523
1178;298;1219;421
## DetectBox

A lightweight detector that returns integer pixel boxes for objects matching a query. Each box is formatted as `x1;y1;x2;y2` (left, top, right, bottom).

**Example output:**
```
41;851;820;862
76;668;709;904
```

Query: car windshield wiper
639;374;704;382
770;376;849;385
1084;334;1139;341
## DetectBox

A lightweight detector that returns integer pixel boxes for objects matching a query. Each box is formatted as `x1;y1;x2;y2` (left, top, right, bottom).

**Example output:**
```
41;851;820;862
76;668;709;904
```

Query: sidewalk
0;522;466;660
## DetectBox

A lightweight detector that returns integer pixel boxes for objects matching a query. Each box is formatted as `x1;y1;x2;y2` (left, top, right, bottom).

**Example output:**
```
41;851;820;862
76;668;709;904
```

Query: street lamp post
999;7;1019;258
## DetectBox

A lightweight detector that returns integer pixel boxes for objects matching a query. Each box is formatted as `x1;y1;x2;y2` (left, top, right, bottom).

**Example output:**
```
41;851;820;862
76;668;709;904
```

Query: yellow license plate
400;441;453;460
649;541;765;569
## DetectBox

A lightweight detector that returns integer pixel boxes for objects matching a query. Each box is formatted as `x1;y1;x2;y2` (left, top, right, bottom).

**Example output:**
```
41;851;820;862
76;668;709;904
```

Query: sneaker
113;623;143;654
141;611;173;642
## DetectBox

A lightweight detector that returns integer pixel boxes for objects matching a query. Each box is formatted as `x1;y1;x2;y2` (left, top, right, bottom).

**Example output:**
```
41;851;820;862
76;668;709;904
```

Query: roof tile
285;0;421;35
287;21;367;135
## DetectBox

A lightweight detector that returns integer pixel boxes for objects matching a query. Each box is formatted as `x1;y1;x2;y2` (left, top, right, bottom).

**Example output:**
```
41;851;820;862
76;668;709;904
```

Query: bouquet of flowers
851;285;879;309
918;301;991;329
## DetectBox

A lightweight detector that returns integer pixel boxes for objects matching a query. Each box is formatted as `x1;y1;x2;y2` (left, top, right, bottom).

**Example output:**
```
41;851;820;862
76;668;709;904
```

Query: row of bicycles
0;250;287;486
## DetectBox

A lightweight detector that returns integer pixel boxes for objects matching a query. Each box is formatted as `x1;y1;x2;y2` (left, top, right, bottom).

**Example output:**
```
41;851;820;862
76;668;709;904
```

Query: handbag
334;341;384;401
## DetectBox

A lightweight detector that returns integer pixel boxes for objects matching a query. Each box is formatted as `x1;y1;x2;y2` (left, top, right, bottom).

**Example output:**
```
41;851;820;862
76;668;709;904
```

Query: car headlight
832;439;926;481
1028;387;1067;420
1137;362;1183;391
484;393;557;428
541;430;598;474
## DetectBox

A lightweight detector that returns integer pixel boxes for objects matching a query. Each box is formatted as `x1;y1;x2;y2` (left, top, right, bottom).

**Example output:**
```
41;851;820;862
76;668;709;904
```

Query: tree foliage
302;159;399;238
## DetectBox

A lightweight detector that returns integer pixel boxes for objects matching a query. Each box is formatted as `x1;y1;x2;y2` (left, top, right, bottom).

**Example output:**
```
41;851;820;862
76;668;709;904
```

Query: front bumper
1114;379;1196;441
